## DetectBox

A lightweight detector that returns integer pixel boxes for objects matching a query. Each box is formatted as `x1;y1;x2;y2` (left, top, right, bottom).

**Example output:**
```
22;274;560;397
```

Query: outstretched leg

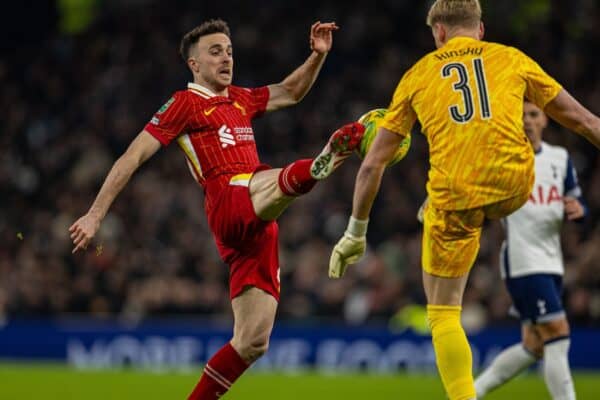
309;121;364;180
474;324;541;398
250;122;364;220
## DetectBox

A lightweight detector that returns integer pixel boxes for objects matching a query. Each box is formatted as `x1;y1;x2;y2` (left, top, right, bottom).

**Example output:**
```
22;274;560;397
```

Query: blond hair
426;0;482;28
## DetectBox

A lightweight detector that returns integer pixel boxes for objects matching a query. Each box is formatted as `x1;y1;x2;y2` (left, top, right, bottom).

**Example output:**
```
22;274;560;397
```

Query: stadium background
1;0;599;398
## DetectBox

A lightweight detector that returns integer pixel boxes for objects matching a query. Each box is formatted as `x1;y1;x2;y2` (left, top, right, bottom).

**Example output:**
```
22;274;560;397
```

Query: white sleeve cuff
346;216;369;237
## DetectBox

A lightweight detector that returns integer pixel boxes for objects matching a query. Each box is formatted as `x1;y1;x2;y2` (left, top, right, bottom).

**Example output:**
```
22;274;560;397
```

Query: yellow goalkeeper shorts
422;192;529;278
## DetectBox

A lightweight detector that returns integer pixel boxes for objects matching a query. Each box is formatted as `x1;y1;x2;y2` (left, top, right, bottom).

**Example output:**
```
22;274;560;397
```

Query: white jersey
500;142;583;278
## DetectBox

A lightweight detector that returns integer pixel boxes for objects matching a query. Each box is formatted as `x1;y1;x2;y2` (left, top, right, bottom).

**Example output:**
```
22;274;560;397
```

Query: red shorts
206;174;280;302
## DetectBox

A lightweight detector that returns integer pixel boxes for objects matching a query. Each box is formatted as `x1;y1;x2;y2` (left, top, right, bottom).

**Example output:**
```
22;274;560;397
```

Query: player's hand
310;21;339;54
329;233;366;279
69;213;101;253
564;196;584;220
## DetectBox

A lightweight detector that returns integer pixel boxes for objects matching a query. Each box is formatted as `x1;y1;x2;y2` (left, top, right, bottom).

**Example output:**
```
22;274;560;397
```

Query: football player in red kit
69;19;363;399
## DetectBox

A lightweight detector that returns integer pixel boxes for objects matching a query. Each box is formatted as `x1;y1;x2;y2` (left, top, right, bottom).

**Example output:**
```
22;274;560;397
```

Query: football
356;108;411;166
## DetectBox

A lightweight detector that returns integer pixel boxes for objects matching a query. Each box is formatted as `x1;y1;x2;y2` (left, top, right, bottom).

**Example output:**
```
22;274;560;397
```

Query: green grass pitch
0;362;598;399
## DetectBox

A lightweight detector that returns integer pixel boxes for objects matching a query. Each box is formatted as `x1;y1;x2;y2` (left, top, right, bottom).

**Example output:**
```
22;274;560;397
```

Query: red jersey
144;82;270;205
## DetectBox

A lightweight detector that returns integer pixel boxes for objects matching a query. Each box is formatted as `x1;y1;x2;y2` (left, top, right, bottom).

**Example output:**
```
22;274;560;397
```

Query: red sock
277;159;317;196
188;343;249;400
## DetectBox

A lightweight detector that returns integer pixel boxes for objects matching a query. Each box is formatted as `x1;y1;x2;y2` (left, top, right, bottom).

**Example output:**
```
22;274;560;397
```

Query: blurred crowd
1;0;599;329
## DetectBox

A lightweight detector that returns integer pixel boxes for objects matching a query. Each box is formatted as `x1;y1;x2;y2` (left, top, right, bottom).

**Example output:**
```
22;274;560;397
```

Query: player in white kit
475;100;587;399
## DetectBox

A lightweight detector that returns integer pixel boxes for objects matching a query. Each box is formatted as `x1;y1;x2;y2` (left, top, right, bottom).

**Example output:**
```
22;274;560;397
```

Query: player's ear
187;57;199;73
478;22;485;40
432;23;445;48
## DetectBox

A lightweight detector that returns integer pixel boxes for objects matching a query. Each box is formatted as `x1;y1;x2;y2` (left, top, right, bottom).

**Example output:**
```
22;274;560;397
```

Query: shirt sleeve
564;156;581;197
235;86;270;120
144;92;191;146
519;50;563;109
380;67;417;138
564;155;588;221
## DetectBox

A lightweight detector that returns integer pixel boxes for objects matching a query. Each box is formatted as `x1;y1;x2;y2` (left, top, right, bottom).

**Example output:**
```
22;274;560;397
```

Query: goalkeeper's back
382;37;563;211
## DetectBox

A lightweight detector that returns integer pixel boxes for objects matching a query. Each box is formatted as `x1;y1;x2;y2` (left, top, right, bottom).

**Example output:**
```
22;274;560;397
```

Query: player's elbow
118;150;144;172
361;151;390;171
285;91;303;106
357;161;385;181
281;81;305;104
547;91;600;145
566;113;600;147
580;114;600;140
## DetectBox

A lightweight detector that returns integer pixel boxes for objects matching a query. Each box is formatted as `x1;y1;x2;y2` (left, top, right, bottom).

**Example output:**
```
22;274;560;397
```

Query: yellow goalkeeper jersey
381;36;562;210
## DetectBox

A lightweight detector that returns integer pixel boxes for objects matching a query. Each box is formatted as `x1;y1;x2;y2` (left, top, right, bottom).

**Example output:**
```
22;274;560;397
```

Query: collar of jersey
187;82;219;98
535;142;545;155
444;36;479;47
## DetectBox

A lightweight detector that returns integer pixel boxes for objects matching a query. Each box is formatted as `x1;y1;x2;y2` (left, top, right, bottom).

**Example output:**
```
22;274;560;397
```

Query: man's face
523;101;547;147
190;33;233;90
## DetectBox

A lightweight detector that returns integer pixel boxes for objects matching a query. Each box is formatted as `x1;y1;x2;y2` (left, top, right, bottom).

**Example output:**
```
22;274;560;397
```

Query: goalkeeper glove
329;216;368;278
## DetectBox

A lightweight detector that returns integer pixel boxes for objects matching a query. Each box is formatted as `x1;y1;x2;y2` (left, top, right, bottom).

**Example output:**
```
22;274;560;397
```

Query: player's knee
251;338;270;359
523;341;543;359
537;319;570;342
232;328;270;363
237;337;269;363
522;329;543;358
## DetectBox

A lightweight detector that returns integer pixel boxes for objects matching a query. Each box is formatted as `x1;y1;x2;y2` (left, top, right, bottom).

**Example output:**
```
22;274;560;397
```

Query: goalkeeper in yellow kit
329;1;600;399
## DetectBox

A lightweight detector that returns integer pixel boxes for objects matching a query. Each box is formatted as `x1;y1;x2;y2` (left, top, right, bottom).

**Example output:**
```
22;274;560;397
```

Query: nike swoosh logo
204;106;217;116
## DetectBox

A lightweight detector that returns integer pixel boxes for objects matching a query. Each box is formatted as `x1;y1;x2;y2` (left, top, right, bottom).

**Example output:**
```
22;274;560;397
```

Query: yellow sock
427;305;476;400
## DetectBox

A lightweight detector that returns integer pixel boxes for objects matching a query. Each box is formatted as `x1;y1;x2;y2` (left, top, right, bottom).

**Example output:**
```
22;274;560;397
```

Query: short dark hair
179;19;231;62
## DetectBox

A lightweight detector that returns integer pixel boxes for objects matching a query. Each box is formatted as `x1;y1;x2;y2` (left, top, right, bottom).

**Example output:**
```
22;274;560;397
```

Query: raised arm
69;130;161;253
266;21;338;112
545;89;600;149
